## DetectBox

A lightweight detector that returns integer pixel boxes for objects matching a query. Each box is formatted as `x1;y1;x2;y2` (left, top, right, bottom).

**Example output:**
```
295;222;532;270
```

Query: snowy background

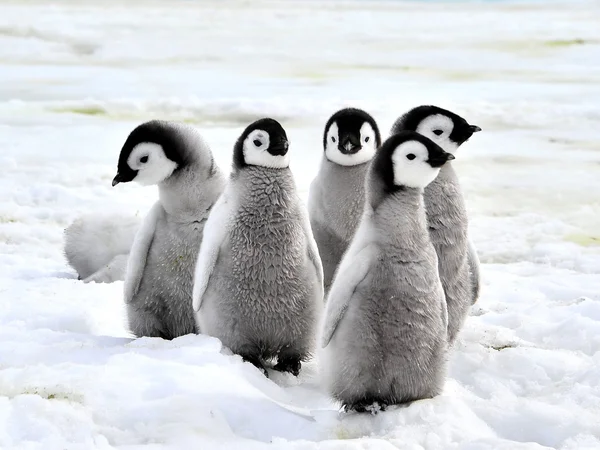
1;0;600;448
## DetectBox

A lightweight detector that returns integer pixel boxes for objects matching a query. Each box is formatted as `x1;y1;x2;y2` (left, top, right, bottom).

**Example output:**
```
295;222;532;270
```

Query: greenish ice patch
50;105;107;116
544;39;587;48
334;426;352;440
0;385;85;403
490;344;518;351
564;234;600;247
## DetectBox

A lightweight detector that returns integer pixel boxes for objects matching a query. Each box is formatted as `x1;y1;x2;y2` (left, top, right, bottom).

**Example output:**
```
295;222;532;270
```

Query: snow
1;0;600;448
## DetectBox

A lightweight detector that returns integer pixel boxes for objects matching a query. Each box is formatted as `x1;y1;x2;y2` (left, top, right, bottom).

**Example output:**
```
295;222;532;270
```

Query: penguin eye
331;136;336;143
365;136;370;143
433;129;443;136
406;153;416;161
253;139;262;147
140;155;149;164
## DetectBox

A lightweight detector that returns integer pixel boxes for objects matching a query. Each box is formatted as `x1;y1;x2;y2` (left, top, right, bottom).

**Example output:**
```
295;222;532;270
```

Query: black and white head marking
371;131;454;194
392;105;481;155
233;118;290;169
323;108;381;166
112;120;186;186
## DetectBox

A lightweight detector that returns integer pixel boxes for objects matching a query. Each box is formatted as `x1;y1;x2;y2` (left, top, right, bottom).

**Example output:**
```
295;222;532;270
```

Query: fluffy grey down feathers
194;167;323;364
321;185;448;408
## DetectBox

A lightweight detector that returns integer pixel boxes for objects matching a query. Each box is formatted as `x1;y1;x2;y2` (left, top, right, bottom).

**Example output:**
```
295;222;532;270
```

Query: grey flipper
300;208;325;302
321;242;376;348
123;203;162;304
192;186;234;313
467;239;481;305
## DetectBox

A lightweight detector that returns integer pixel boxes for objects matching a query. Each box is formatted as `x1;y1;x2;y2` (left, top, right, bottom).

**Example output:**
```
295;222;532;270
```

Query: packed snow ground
1;0;600;449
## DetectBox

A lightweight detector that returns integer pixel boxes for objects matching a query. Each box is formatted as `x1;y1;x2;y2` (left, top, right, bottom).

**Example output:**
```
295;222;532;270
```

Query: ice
1;0;600;449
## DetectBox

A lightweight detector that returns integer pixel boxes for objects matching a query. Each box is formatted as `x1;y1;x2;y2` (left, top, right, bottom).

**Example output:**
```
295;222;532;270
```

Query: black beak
428;152;455;168
112;173;124;187
469;125;482;133
269;139;289;156
338;134;361;155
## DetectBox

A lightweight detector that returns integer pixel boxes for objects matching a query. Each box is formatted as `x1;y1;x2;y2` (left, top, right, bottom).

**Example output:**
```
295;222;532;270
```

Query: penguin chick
308;108;381;294
193;118;323;377
114;120;226;339
320;131;454;413
64;212;141;283
391;105;482;344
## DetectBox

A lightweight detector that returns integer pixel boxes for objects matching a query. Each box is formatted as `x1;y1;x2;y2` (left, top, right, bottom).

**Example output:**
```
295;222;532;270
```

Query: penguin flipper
192;187;233;312
123;203;163;303
300;208;324;300
467;238;481;305
321;244;376;348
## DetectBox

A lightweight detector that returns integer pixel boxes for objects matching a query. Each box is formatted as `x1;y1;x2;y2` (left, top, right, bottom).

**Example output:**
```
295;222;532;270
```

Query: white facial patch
127;143;178;185
325;121;376;166
391;141;441;189
243;129;289;169
358;122;377;161
416;114;459;155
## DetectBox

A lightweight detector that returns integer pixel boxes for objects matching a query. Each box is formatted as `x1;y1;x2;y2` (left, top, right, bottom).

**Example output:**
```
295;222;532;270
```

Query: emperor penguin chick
114;120;226;339
320;131;453;413
308;108;381;294
64;212;140;283
391;105;482;345
193;118;324;377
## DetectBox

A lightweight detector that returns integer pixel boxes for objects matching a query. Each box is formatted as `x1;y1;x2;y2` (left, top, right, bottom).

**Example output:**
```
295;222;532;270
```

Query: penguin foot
273;356;301;376
344;400;388;415
242;356;269;378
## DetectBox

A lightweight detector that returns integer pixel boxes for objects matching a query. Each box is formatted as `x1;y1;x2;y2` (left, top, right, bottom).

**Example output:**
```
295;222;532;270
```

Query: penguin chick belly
309;162;368;290
199;176;320;361
128;218;203;338
325;252;447;406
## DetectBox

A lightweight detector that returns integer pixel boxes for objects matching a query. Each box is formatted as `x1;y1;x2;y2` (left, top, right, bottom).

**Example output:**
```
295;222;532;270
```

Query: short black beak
470;125;482;133
269;139;289;156
338;134;361;155
112;173;123;187
428;152;454;168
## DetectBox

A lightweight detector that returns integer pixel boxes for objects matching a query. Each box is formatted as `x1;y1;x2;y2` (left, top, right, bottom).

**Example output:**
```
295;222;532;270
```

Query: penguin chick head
112;120;187;187
323;108;381;166
391;105;481;155
371;131;454;192
233;118;290;169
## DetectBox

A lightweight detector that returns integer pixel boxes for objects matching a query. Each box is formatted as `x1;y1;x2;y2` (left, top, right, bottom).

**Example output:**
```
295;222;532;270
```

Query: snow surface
1;0;600;448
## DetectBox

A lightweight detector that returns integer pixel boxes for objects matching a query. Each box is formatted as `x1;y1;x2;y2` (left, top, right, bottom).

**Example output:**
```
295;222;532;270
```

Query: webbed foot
273;355;301;376
344;400;388;415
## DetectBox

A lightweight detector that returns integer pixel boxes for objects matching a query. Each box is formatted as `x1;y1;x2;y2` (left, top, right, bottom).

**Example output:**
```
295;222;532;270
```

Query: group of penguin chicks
87;105;482;414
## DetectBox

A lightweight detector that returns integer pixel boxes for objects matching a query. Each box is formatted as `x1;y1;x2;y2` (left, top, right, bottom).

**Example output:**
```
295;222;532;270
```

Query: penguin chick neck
158;159;225;223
